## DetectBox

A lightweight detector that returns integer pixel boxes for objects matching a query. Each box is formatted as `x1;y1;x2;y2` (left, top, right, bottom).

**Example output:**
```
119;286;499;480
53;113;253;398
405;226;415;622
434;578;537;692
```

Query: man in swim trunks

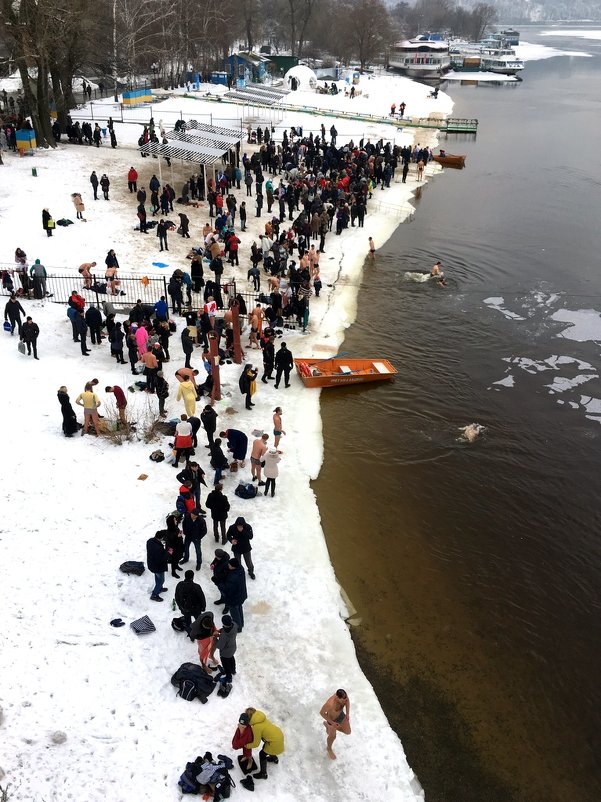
273;407;285;448
320;689;351;760
250;433;269;484
431;260;447;287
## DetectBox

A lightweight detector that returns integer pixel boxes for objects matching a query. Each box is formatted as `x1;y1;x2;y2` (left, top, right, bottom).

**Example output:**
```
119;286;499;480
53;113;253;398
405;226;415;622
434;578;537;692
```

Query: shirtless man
320;689;351;760
79;261;96;288
250;433;269;484
248;304;263;349
273;407;286;448
431;261;447;287
175;367;200;398
368;237;376;255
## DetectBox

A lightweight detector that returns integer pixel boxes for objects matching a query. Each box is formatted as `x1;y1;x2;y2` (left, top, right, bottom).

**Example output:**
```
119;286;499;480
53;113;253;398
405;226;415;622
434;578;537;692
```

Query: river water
314;25;601;802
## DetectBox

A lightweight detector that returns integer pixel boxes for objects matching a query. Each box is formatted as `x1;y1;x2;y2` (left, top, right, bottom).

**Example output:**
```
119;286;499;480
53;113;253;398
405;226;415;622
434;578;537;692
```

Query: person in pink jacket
134;324;149;355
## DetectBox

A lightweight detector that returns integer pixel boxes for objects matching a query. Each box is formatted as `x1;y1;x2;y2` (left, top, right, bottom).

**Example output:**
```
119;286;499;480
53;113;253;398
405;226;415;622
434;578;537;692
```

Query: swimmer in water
431;260;447;287
459;423;485;442
368;237;376;255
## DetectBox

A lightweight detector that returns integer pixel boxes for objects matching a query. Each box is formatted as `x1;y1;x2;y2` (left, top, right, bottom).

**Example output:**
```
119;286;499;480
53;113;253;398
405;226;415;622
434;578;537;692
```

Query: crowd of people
0;107;432;795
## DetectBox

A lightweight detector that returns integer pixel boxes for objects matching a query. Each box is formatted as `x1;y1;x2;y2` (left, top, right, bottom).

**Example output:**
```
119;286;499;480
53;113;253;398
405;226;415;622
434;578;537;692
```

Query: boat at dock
294;358;397;388
389;35;451;78
449;38;524;75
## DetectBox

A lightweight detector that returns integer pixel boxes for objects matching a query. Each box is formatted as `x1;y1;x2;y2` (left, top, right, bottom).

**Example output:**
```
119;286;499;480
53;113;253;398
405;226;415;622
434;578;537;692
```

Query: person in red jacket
69;290;85;312
127;166;138;193
105;385;128;425
232;712;255;782
227;234;241;266
174;414;193;468
177;482;196;514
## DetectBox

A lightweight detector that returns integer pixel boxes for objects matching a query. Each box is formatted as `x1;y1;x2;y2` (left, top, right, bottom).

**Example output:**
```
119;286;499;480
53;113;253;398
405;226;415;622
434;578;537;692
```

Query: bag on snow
171;662;216;703
130;615;156;635
149;449;165;463
119;560;145;576
171;616;187;632
229;461;238;474
235;482;257;500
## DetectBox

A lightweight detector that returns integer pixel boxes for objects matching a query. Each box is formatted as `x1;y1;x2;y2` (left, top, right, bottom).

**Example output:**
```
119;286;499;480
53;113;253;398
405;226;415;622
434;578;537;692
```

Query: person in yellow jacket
176;378;196;417
245;707;284;782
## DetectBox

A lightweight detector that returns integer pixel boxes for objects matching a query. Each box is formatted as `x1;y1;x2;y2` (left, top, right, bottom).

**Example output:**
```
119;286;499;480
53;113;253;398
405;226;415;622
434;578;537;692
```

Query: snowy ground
0;78;441;801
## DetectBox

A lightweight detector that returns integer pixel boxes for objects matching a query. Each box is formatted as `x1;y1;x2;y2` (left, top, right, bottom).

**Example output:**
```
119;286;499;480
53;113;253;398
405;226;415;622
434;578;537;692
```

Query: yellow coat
176;380;196;416
249;710;285;756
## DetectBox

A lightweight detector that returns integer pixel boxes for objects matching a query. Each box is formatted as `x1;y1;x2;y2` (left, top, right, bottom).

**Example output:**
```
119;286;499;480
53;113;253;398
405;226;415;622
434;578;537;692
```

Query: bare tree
343;0;391;70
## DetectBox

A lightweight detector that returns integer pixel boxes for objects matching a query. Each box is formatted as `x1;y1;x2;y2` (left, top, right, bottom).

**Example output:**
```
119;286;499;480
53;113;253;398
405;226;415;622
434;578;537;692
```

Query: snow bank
0;88;438;800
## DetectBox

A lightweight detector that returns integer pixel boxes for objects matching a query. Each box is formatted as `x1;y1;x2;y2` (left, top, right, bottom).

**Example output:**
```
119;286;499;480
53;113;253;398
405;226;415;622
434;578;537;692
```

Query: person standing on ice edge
320;689;351;760
146;531;168;601
274;342;293;388
244;708;285;782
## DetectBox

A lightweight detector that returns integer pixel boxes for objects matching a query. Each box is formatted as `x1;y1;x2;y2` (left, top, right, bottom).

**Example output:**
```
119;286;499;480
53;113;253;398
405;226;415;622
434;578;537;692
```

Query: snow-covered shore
0;75;444;801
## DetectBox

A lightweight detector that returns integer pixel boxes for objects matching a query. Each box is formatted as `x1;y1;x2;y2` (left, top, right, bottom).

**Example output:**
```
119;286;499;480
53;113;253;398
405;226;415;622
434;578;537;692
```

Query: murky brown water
313;30;601;802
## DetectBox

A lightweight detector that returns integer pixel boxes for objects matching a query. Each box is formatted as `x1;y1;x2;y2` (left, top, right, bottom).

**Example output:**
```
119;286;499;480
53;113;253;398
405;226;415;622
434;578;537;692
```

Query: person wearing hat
201;404;218;448
181;507;207;570
232;712;255;785
222;558;248;633
191;610;218;671
20;315;39;359
175;569;206;633
146;531;168;601
226;516;255;579
216;614;238;685
274;341;293;389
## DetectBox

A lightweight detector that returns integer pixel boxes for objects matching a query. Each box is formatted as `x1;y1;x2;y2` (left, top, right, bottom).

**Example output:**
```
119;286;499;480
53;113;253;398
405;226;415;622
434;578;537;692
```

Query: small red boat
294;358;397;388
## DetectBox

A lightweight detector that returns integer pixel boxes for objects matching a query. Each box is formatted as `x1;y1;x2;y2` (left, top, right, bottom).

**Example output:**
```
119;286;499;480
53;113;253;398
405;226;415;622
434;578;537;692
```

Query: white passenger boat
389;35;451;78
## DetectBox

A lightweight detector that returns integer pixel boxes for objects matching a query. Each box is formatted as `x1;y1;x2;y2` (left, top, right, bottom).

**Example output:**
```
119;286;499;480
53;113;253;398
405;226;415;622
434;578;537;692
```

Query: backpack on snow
171;616;187;632
178;678;198;701
119;561;145;576
235;482;257;500
171;662;216;704
149;449;165;462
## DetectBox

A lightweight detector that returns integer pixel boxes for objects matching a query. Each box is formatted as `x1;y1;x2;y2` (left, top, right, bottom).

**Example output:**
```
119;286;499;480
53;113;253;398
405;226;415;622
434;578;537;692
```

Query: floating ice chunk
483;297;525;321
545;374;598;394
502;356;552;374
579;396;601;414
493;375;515;388
551;309;601;342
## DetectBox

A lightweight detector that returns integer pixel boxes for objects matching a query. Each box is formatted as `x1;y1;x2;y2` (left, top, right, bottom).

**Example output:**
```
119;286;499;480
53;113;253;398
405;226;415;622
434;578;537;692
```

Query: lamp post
113;0;119;102
151;62;159;89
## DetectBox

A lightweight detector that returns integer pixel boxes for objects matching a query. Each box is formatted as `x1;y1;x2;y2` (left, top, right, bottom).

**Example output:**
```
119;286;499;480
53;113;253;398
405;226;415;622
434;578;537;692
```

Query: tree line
0;0;495;147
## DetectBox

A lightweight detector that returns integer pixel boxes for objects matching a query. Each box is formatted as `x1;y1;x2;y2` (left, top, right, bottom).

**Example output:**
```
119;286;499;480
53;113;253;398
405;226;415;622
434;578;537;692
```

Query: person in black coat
205;483;230;544
222;558;248;633
100;174;110;200
261;334;275;382
126;331;138;374
178;212;190;238
157;514;184;578
177;461;206;509
109;321;126;363
85;305;103;345
21;317;39;359
191;255;204;293
175;570;206;632
74;310;90;355
168;275;183;315
274;341;293;388
181;326;194;369
146;532;169;600
201;404;217;448
90;171;99;200
57;386;80;437
157;219;168;251
209;438;228;486
4;294;25;336
210;548;230;606
226;516;255;579
181;509;207;570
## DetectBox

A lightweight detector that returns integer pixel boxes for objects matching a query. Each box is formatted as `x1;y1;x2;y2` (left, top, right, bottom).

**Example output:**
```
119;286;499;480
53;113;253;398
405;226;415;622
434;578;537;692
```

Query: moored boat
432;153;466;168
389;35;451;78
294;358;397;388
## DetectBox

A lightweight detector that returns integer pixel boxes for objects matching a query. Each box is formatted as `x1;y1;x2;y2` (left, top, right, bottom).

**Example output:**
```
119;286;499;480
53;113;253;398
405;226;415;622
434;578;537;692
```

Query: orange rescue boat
294;358;397;388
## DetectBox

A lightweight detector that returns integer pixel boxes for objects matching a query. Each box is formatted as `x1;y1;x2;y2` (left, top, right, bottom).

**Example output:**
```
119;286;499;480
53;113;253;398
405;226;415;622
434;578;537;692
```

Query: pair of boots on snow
239;750;279;790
